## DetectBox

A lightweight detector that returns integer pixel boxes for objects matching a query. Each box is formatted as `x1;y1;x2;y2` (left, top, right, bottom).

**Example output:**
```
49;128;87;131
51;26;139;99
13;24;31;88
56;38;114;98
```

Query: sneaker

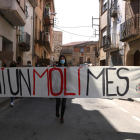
60;118;64;124
56;111;60;118
10;102;14;107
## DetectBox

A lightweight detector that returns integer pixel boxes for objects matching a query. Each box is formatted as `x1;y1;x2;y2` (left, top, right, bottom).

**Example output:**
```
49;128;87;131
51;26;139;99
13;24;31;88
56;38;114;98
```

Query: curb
132;98;140;103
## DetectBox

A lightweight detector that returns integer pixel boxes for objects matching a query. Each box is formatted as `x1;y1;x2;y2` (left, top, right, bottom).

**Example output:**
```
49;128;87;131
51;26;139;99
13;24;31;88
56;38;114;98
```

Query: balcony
61;49;72;54
42;32;52;54
110;0;117;17
43;7;52;26
0;0;26;26
120;17;139;42
28;0;38;7
19;32;30;51
103;34;119;52
34;29;43;42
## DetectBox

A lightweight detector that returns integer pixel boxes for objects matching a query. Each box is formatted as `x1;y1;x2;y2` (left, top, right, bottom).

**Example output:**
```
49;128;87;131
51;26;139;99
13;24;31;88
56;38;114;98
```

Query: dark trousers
56;98;67;118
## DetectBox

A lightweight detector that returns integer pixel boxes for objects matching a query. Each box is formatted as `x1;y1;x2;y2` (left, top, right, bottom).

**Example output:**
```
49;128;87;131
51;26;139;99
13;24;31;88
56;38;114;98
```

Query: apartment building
33;0;55;66
104;0;125;66
73;41;99;66
17;0;37;65
99;0;107;66
61;41;99;66
0;0;26;66
50;31;62;64
120;0;140;66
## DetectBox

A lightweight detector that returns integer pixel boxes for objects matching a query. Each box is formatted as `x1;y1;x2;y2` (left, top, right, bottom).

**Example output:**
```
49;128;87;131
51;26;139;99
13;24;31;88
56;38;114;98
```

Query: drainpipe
32;7;35;63
106;0;110;66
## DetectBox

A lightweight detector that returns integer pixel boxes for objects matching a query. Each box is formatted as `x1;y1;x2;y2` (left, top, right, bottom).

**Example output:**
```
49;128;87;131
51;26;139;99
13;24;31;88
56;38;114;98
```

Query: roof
61;41;99;47
61;41;87;47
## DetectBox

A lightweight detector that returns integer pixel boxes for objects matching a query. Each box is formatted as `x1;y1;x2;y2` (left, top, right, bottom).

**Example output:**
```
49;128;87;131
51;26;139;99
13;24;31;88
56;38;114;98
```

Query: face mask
28;64;31;67
60;60;65;64
37;65;40;67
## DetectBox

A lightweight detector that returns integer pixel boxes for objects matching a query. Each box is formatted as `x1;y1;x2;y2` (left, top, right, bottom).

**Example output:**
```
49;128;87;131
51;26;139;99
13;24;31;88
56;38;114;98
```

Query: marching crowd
3;55;68;124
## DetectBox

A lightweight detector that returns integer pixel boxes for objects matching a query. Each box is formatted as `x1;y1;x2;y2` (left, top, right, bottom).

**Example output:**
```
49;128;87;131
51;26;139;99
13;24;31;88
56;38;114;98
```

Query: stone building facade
121;0;140;66
61;41;99;66
73;41;99;66
50;31;62;65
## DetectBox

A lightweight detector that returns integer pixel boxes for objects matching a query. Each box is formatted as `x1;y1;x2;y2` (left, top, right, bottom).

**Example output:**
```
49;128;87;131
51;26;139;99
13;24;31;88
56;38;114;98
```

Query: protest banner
0;66;140;98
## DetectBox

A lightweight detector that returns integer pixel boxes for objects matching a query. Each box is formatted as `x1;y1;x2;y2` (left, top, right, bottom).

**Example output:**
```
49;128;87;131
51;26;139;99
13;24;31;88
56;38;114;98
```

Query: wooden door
134;50;140;66
79;57;83;64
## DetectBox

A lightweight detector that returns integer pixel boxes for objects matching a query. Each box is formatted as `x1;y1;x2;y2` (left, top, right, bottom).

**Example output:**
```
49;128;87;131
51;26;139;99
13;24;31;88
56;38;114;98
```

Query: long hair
10;61;16;67
58;55;67;66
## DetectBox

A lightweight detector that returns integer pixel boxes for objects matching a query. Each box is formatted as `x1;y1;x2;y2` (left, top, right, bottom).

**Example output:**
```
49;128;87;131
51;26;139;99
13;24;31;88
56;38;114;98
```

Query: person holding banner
4;60;16;107
55;55;68;124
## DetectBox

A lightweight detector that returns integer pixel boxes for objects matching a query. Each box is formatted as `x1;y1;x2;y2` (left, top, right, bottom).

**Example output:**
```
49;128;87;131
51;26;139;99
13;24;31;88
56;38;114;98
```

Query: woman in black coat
55;55;68;124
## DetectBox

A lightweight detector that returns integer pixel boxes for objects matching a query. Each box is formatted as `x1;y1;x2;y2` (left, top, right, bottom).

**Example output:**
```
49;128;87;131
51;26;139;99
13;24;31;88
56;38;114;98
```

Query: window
102;0;108;13
86;47;90;52
93;47;95;51
102;28;107;46
80;48;84;53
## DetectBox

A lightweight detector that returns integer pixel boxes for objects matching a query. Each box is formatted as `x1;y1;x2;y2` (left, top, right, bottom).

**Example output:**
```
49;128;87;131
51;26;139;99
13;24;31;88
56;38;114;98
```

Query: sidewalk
132;98;140;103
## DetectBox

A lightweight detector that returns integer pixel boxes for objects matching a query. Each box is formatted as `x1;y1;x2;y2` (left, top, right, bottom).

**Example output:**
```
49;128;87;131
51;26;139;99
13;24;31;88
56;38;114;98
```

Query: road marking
132;116;140;123
108;100;118;106
119;107;129;113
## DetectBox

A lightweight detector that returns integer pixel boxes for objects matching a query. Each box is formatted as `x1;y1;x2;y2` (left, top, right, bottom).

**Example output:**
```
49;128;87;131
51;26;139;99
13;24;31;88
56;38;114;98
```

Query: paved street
0;98;140;140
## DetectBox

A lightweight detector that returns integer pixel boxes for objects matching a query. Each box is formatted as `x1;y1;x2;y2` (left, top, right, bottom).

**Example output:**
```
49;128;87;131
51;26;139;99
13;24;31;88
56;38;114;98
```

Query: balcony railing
61;49;72;54
43;7;53;26
34;29;43;42
0;0;26;26
19;32;30;51
103;34;119;52
43;7;51;17
110;0;117;17
120;17;139;42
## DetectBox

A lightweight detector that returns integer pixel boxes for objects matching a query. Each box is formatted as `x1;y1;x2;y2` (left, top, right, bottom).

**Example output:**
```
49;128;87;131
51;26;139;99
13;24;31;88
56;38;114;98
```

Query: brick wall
74;48;79;52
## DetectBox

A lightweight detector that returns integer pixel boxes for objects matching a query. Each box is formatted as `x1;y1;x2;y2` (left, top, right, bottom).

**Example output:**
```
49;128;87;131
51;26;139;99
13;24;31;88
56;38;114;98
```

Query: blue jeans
11;97;14;103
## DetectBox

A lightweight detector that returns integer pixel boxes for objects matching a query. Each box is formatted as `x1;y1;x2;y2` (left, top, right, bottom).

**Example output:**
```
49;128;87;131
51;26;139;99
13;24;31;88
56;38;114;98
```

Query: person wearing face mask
40;62;45;67
35;63;40;67
4;60;16;107
55;55;68;124
27;61;32;67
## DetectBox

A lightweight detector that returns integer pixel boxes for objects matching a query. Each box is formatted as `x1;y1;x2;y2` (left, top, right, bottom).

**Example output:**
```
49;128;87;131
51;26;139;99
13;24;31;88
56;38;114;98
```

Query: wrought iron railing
19;32;30;46
103;33;119;51
43;7;51;16
120;17;139;41
19;32;30;51
110;0;117;17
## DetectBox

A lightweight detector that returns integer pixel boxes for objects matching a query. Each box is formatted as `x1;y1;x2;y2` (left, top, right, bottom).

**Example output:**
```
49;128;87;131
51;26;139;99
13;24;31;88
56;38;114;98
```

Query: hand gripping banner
0;66;140;98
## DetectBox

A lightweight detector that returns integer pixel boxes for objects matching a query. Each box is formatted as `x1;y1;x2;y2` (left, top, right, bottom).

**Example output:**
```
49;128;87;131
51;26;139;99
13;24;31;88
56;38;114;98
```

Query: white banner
0;67;140;98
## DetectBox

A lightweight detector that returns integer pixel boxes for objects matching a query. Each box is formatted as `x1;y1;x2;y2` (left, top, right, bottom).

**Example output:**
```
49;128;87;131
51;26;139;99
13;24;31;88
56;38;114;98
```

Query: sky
54;0;99;45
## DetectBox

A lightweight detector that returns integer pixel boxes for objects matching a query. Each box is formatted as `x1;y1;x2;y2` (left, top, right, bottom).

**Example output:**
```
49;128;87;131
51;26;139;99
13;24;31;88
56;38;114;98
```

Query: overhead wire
54;26;94;37
54;25;92;28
